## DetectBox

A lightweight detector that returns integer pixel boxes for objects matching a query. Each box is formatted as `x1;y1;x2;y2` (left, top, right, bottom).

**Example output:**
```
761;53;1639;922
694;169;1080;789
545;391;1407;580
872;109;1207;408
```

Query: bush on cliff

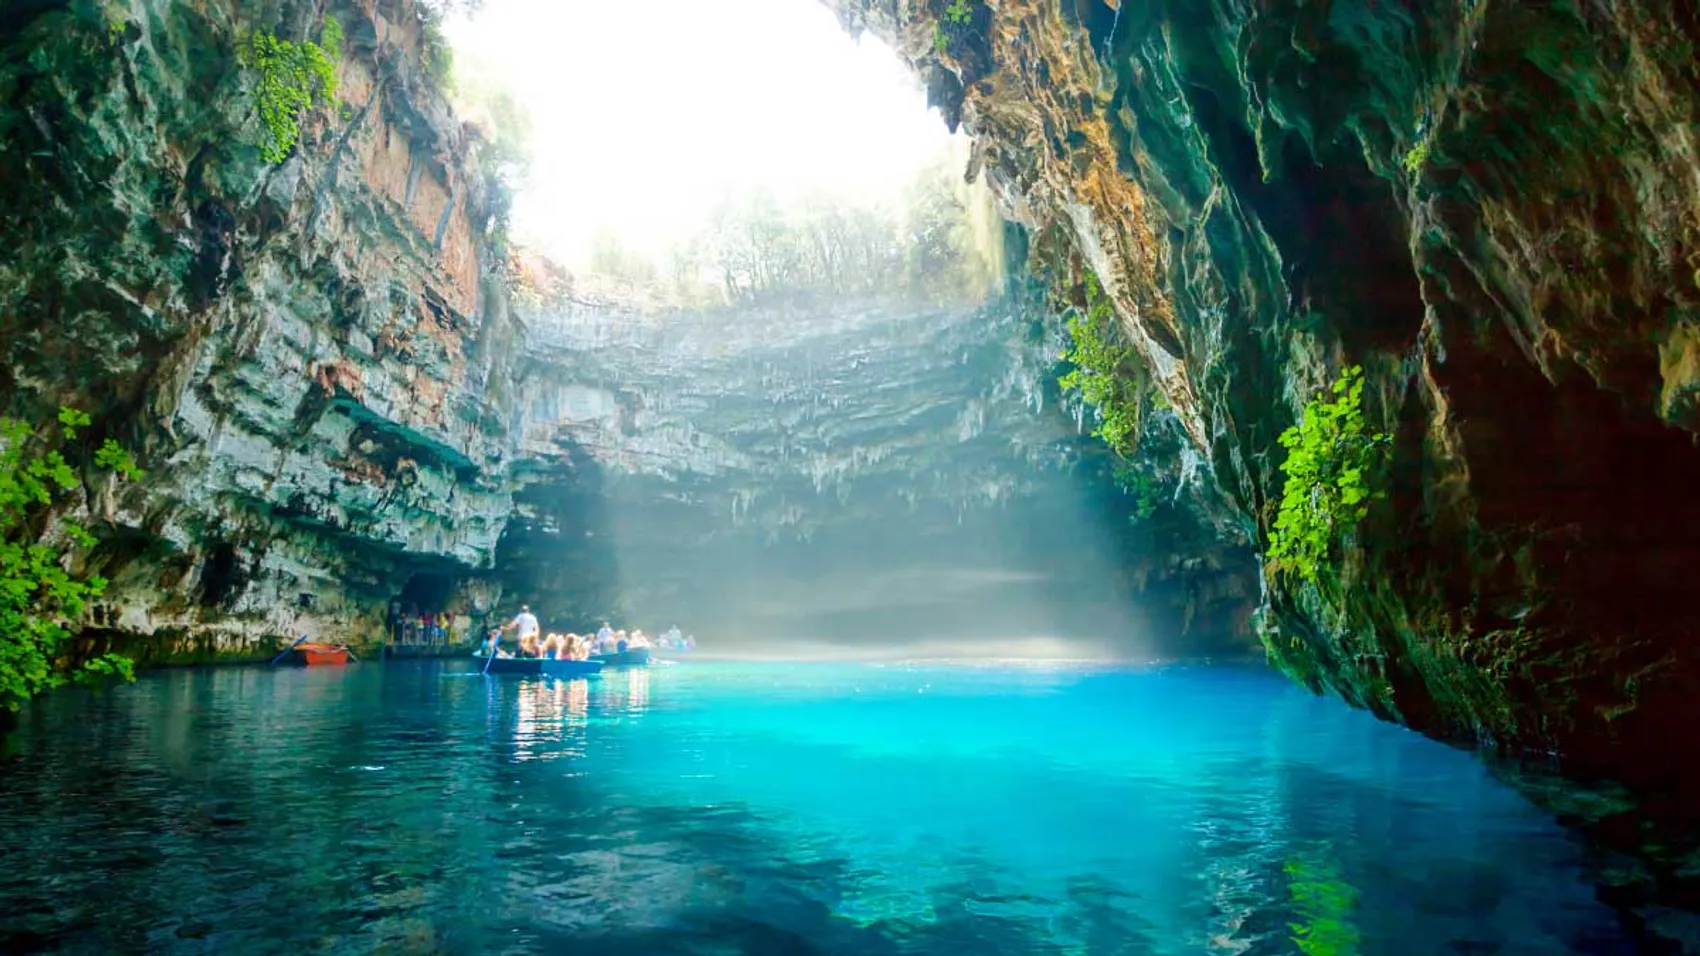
241;18;343;164
1058;273;1145;458
0;408;139;712
1266;365;1390;583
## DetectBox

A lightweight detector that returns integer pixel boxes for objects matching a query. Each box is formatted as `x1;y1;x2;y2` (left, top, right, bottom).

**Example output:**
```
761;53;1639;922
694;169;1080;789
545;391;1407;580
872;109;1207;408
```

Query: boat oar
481;634;499;676
342;646;360;663
269;634;309;666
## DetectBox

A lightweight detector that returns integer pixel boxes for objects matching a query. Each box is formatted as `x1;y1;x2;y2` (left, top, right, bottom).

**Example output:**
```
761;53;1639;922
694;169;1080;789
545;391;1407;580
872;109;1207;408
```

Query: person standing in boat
596;621;613;651
501;604;542;657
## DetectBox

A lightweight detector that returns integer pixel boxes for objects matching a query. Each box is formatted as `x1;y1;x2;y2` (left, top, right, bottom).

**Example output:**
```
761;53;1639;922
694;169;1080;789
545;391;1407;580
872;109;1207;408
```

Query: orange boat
290;643;350;666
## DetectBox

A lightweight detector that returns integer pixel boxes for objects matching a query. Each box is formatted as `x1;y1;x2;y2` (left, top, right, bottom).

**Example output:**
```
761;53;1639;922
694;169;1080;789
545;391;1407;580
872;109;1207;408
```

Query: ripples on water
0;661;1640;954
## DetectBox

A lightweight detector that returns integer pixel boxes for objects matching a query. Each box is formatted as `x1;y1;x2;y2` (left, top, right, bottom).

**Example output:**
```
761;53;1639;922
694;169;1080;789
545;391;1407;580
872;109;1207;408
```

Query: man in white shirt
504;604;541;656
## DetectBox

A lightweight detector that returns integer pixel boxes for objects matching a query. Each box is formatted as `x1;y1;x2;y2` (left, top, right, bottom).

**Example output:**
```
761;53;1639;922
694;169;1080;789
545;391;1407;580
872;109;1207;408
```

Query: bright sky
446;0;959;268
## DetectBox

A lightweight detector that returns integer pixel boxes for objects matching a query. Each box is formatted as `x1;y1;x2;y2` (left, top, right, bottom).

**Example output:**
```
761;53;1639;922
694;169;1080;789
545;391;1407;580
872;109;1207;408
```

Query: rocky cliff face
827;0;1700;920
0;0;519;660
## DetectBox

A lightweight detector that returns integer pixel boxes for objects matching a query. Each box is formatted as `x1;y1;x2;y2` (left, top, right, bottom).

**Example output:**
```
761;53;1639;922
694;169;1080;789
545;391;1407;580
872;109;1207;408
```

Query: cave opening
427;0;1254;663
195;542;243;609
396;571;456;613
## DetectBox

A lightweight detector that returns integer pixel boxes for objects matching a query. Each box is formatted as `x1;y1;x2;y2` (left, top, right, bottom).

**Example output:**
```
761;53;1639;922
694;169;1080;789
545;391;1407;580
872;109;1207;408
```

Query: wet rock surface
828;0;1700;926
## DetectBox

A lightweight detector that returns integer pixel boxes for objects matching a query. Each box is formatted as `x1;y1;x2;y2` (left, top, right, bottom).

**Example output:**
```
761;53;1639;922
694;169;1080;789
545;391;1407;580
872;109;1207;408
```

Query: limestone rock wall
0;0;520;659
505;279;1259;657
826;0;1700;913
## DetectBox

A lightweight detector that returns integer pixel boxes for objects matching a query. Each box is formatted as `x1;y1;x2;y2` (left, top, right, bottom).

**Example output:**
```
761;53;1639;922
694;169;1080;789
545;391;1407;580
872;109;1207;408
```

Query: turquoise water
0;660;1637;954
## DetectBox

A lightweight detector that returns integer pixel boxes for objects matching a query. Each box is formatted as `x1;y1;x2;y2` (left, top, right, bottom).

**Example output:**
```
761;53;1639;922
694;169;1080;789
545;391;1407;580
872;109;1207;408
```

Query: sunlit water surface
0;661;1637;954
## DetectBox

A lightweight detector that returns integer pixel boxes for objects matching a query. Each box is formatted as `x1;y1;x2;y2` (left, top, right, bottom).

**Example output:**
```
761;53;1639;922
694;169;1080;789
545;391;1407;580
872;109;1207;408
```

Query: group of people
482;605;695;660
387;602;451;645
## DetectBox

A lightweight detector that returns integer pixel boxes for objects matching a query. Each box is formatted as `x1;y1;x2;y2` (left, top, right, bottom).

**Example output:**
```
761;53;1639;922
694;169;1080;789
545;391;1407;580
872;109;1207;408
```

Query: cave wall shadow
491;441;626;632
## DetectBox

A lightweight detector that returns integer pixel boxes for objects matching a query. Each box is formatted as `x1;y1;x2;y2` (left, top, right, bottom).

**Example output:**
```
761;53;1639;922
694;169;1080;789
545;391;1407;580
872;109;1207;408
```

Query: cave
1;0;1699;949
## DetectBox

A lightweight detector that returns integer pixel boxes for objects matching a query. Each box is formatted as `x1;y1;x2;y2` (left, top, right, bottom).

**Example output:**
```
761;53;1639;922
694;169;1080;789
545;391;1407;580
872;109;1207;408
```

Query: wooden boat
289;643;350;666
483;656;604;677
590;647;652;667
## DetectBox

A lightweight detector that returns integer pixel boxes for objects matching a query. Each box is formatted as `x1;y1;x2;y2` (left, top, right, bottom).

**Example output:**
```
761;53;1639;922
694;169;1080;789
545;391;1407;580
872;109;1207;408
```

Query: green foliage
57;407;90;440
1266;365;1390;583
94;440;144;481
0;409;137;712
1058;274;1144;458
933;0;971;54
580;159;992;307
241;18;343;164
1112;460;1160;521
1402;139;1429;176
420;18;454;90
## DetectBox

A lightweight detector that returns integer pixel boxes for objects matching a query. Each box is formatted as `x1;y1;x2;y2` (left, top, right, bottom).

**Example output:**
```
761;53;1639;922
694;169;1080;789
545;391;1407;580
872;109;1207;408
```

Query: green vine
1266;365;1390;584
1058;273;1145;458
1;408;140;711
241;18;343;164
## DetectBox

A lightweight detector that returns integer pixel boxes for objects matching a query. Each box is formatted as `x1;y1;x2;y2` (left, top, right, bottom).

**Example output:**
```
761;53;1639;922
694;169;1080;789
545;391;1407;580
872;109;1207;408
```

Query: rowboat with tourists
475;606;695;673
483;656;604;677
591;647;651;667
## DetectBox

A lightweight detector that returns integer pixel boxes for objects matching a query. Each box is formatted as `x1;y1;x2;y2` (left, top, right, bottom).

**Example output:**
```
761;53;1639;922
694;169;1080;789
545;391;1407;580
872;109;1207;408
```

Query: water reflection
1285;844;1362;956
513;678;593;762
624;668;649;714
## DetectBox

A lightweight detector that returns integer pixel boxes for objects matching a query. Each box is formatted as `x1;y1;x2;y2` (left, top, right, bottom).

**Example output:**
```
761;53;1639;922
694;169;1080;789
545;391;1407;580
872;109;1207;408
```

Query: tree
0;408;138;712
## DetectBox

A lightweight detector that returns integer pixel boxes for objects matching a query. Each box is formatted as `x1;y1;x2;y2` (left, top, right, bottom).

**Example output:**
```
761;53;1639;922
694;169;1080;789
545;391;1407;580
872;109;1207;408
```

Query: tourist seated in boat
629;629;650;649
479;629;512;658
614;629;629;653
540;633;564;659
